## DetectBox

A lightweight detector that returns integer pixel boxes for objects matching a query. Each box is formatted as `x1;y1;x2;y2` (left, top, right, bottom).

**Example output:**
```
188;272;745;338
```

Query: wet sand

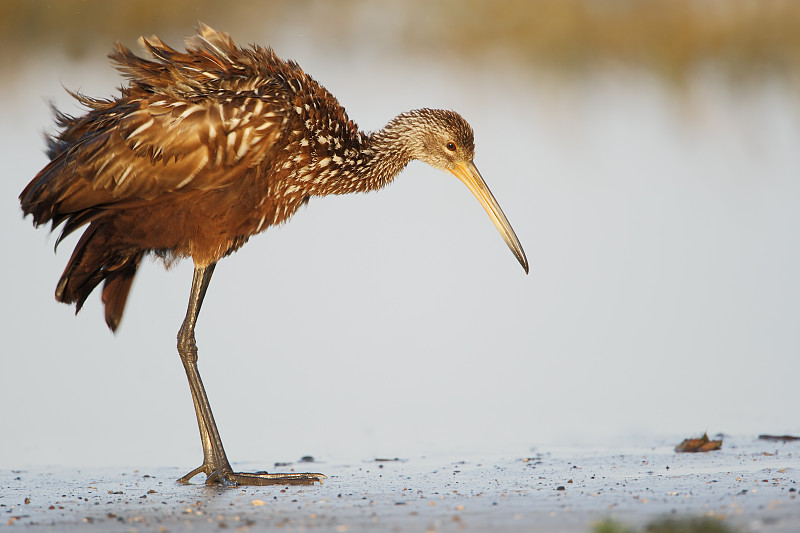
3;437;798;532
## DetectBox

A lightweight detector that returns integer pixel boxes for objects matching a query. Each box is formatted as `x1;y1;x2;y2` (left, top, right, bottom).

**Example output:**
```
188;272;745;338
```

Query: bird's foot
210;470;326;486
178;465;325;486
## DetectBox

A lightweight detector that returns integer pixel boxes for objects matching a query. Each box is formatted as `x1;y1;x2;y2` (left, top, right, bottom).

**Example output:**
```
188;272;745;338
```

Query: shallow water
1;39;799;470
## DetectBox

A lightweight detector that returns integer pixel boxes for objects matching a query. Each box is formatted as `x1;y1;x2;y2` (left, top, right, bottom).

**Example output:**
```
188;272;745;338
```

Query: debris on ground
594;516;738;533
675;433;722;453
758;434;800;442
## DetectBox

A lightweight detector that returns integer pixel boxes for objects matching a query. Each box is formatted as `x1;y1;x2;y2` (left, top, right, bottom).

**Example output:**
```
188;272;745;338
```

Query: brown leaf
675;432;722;453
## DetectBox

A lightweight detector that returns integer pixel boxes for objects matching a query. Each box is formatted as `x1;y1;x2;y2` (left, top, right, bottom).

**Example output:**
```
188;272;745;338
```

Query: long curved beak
450;160;529;274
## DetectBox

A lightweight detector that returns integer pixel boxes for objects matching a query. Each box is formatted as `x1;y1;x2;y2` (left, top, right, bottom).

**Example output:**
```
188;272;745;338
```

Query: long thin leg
176;264;226;481
176;263;325;486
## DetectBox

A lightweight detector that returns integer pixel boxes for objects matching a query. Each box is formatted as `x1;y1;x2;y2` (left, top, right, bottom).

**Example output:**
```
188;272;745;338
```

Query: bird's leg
176;264;325;486
176;264;224;482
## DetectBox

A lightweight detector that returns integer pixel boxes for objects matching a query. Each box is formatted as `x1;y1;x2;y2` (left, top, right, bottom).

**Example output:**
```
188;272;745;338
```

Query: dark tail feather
56;222;141;331
102;253;142;331
56;223;106;310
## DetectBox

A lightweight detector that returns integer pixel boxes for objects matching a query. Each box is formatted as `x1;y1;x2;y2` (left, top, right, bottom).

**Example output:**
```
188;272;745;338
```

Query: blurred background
1;0;798;469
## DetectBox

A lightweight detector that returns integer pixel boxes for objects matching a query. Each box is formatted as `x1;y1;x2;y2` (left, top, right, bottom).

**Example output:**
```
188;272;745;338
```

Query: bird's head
398;109;476;171
387;109;529;274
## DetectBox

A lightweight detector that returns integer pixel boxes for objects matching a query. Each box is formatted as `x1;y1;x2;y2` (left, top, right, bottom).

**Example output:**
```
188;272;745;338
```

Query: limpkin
19;24;528;486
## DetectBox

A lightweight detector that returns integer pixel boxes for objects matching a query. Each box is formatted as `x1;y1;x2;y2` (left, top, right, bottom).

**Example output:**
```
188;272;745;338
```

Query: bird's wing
46;91;288;215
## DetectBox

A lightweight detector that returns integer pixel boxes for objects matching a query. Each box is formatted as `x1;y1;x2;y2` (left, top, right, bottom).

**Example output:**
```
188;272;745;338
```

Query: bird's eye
446;142;457;151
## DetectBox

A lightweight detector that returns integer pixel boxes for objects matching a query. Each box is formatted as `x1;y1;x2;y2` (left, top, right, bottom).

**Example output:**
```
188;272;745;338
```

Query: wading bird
20;24;528;486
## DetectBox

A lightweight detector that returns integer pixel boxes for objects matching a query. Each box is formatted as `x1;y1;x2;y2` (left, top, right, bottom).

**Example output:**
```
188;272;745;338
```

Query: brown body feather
20;25;380;330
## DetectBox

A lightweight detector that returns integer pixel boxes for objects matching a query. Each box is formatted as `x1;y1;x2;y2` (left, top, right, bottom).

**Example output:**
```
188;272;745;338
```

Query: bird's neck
356;127;418;191
302;115;421;197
